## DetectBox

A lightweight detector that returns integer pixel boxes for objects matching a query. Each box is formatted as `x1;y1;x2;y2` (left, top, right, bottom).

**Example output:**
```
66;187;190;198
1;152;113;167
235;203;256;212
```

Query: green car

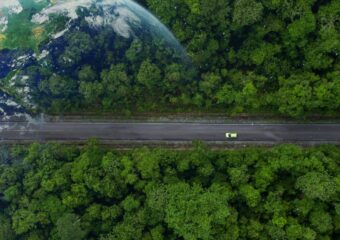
225;132;238;139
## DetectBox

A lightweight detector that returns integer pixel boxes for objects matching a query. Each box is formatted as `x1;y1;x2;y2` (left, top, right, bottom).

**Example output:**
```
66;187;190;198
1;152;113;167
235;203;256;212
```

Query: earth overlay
0;0;189;123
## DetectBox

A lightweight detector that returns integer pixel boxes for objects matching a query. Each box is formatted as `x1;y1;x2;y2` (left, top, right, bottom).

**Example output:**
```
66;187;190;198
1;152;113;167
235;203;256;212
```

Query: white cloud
0;17;8;32
31;0;141;38
5;99;18;107
0;0;23;32
37;50;50;60
0;0;23;14
31;13;49;24
53;27;69;39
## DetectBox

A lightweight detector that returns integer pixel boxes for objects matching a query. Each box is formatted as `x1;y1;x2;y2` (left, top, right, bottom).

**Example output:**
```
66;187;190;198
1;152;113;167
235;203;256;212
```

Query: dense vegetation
1;0;339;117
29;26;193;114
142;0;340;117
0;142;339;239
36;0;340;117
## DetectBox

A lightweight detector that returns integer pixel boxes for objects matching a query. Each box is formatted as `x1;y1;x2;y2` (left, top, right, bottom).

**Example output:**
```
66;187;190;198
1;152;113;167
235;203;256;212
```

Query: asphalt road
0;122;340;144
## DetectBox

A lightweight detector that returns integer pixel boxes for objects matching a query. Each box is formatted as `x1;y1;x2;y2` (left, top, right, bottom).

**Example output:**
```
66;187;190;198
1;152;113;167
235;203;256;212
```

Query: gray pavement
0;122;340;144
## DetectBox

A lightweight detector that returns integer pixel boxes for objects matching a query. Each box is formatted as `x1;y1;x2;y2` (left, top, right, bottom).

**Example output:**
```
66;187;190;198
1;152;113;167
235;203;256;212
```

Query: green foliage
232;0;263;27
12;209;38;235
0;143;339;239
240;184;261;207
276;73;316;117
3;0;338;117
56;213;87;240
137;59;162;90
0;213;15;240
309;208;333;234
164;183;231;240
59;31;94;67
296;172;336;201
144;0;340;117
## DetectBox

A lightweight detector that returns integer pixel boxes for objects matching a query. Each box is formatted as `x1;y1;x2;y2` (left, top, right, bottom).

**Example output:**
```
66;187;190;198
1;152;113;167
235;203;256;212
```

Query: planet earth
0;0;189;121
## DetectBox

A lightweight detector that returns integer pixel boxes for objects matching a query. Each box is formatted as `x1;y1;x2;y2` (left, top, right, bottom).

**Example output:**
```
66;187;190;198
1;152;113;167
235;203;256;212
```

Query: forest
140;0;340;117
0;142;339;239
23;0;339;117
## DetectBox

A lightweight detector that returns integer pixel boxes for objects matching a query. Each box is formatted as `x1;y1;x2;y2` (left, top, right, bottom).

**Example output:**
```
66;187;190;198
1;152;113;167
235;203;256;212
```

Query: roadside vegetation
2;1;339;118
0;142;339;239
142;0;340;118
32;0;340;117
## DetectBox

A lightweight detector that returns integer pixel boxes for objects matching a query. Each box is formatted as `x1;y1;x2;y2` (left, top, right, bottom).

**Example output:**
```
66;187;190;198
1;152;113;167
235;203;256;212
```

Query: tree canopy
2;0;338;117
0;142;339;239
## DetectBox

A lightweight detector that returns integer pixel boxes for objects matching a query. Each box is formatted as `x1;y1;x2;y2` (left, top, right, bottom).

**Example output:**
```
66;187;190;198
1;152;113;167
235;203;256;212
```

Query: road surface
0;122;340;144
